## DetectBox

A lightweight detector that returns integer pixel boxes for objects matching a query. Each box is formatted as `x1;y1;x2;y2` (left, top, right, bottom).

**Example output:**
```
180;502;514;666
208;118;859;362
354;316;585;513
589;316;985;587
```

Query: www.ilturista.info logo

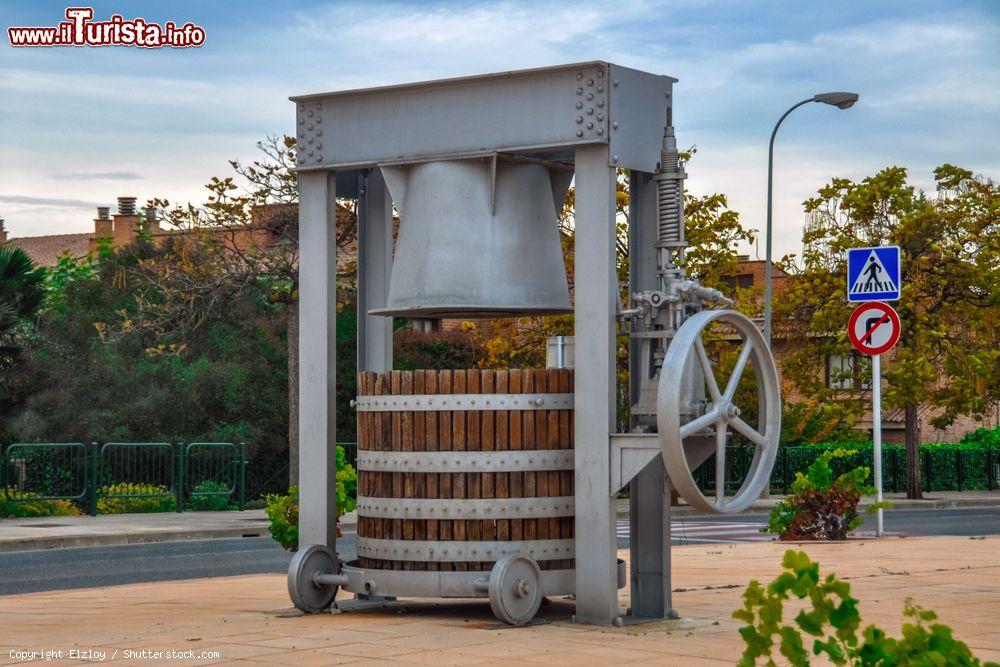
7;7;205;48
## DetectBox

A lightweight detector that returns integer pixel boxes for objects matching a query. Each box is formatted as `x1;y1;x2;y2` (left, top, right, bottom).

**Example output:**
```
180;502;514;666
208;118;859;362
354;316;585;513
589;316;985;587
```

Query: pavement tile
2;536;998;666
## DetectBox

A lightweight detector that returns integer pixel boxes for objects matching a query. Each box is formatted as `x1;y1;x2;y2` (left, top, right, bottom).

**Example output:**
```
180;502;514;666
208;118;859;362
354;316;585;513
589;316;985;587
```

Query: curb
0;527;270;553
0;520;361;554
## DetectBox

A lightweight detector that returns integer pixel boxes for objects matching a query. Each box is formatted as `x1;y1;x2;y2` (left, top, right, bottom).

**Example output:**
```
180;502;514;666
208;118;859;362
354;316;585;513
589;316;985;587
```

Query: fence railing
1;442;247;516
694;445;1000;496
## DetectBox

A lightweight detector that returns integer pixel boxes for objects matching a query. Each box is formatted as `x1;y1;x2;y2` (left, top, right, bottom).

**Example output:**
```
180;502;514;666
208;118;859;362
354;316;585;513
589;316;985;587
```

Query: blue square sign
847;246;901;302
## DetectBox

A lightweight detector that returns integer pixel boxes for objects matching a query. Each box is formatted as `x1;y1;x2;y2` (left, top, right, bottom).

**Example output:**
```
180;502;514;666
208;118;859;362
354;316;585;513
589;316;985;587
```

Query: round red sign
848;302;900;355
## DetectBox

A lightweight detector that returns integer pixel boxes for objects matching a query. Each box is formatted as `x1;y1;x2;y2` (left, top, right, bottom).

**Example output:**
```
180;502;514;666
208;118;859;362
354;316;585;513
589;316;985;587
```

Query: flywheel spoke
715;423;727;505
680;409;722;438
695;337;722;402
731;417;767;448
723;340;754;402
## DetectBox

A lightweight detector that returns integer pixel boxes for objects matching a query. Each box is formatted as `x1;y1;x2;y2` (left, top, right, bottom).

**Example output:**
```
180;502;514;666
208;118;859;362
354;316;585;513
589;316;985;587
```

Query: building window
826;353;870;390
723;274;755;290
408;318;439;333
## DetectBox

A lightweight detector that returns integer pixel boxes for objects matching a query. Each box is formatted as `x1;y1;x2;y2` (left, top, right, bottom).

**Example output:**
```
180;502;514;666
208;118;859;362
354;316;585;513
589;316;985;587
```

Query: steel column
627;170;674;618
573;144;620;625
298;170;339;549
357;169;394;372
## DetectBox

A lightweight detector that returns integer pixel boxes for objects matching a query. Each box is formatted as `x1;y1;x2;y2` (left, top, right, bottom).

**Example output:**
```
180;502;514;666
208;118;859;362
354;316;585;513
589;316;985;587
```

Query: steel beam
628;170;675;619
572;143;620;625
297;171;338;549
357;169;394;372
291;62;674;173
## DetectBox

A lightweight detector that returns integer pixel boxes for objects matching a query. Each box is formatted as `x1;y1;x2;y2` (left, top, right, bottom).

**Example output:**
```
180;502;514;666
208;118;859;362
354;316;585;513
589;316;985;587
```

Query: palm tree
0;243;45;342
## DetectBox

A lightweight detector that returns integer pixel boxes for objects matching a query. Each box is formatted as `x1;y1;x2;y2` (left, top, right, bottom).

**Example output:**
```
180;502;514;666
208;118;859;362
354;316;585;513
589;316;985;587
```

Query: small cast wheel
488;553;543;626
288;544;339;613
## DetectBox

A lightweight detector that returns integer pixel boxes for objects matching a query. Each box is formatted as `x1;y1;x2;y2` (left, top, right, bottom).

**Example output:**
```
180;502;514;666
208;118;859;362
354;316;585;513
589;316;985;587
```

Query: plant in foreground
734;549;997;666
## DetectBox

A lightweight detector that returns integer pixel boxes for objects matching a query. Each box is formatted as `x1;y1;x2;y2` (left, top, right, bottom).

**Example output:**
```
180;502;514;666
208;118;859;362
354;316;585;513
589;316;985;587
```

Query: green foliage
0;243;46;339
0;488;82;518
766;450;886;541
777;165;999;440
265;484;299;551
2;245;290;496
97;482;176;514
961;426;1000;450
735;550;997;666
265;445;357;551
336;445;357;514
394;328;482;371
186;480;236;511
782;402;869;446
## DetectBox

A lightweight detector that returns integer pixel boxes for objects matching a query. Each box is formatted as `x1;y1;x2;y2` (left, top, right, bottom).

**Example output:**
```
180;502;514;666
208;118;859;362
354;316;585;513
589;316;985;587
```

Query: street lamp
763;92;859;345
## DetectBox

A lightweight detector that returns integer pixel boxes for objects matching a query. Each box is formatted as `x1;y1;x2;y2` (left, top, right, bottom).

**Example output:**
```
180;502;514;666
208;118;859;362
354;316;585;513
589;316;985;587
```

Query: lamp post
763;92;859;345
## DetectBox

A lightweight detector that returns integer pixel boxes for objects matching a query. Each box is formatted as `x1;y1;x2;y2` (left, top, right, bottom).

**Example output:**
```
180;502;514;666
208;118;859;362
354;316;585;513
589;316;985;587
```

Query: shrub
265;445;357;551
766;450;888;541
734;549;997;666
265;485;298;551
336;445;357;515
97;482;176;514
0;488;82;518
186;480;236;511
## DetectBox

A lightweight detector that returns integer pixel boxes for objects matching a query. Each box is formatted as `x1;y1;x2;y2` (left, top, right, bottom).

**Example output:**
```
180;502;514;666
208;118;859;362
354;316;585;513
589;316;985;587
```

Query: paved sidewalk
0;536;997;665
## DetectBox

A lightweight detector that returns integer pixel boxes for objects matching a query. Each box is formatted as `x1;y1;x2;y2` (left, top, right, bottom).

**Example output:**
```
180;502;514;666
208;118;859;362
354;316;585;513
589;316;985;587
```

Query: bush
734;549;997;666
265;485;298;551
97;482;176;514
336;445;357;515
961;426;1000;450
266;445;357;551
767;450;888;541
186;480;236;511
0;488;82;518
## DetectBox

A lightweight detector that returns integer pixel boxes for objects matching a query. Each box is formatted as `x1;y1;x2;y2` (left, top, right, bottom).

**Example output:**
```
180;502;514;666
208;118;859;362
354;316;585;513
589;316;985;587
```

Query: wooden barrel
356;369;574;573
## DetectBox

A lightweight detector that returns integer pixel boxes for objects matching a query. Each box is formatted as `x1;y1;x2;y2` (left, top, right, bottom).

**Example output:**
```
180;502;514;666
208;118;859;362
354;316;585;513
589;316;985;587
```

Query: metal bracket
357;538;575;562
354;393;574;412
357;450;574;473
610;433;661;494
357;496;575;519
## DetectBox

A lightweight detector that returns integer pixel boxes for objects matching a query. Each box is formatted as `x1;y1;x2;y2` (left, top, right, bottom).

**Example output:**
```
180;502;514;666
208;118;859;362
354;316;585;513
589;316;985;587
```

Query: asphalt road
2;507;997;596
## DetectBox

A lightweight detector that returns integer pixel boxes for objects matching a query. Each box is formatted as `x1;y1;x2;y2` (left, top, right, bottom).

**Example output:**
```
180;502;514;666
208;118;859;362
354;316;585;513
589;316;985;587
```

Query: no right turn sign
848;301;900;355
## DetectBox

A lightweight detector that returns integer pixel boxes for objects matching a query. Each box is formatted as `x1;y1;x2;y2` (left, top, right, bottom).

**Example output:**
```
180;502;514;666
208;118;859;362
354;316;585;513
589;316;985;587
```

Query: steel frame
294;62;676;626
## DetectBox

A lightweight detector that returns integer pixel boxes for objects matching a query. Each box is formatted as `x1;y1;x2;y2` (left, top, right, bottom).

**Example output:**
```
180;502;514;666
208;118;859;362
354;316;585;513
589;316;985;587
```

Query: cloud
52;171;143;181
0;194;102;208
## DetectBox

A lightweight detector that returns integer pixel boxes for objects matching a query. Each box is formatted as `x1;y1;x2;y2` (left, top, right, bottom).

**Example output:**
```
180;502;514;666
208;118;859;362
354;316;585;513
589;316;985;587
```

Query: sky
1;0;998;261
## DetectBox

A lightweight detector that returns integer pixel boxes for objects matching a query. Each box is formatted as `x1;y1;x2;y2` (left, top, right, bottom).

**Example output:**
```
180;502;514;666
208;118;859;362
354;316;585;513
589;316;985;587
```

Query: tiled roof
8;233;91;267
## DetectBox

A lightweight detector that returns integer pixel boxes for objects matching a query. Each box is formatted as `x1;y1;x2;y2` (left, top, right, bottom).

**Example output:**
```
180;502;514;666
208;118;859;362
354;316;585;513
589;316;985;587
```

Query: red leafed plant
766;450;890;541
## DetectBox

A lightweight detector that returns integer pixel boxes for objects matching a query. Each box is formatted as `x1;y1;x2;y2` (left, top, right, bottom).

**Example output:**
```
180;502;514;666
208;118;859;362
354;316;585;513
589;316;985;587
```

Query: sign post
847;300;901;537
847;246;902;538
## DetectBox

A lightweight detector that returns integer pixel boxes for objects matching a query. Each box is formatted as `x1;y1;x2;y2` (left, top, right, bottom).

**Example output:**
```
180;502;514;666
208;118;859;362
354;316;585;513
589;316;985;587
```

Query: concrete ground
3;490;998;552
1;536;997;666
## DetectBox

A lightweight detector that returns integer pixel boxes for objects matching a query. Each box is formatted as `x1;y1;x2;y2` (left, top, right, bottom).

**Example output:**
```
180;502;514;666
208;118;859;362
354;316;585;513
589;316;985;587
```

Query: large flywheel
657;309;781;513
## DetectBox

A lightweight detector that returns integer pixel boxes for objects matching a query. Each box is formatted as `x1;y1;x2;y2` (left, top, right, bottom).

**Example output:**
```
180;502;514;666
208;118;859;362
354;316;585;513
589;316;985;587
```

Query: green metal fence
695;445;1000;496
0;442;247;516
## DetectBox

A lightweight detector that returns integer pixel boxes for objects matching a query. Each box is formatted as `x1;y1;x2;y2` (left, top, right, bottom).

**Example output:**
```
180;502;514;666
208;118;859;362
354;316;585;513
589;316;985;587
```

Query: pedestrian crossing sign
847;246;901;302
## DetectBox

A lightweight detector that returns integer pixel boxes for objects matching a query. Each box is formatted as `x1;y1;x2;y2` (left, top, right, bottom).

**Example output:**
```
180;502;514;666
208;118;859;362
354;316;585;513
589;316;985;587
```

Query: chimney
113;196;139;246
117;196;137;216
0;218;7;243
143;205;160;232
94;207;113;239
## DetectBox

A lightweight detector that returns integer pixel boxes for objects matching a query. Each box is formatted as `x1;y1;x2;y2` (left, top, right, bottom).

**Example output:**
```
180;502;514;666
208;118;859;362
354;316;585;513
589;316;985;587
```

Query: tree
776;165;999;499
147;136;359;485
0;243;45;378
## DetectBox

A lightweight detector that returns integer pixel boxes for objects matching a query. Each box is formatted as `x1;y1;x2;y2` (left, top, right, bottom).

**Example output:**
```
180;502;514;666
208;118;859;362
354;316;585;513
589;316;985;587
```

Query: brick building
733;256;998;443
